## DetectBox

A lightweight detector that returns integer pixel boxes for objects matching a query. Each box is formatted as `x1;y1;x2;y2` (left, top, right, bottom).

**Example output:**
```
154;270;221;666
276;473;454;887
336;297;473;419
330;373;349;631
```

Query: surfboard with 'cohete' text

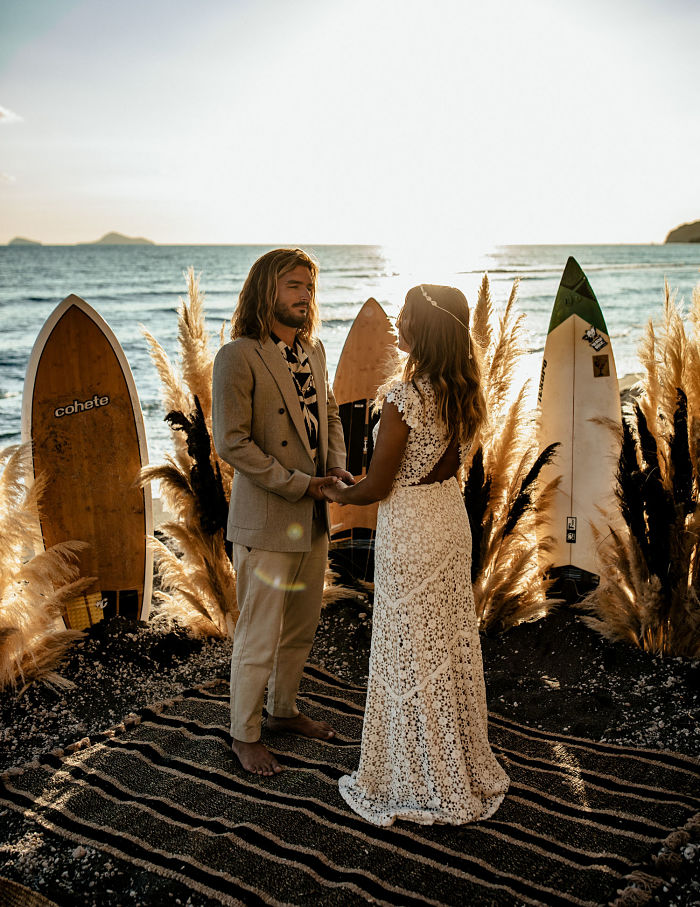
21;294;152;629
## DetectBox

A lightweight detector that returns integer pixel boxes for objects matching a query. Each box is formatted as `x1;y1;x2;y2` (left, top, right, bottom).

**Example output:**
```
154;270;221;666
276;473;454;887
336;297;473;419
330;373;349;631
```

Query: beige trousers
230;521;328;742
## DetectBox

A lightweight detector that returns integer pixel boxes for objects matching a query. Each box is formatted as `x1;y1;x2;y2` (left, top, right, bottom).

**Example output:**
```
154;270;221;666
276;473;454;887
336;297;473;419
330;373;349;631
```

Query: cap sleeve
376;379;423;431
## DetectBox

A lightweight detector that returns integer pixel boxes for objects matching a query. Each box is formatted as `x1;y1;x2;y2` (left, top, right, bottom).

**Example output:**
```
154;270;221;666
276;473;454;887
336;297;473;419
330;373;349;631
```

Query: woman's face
396;306;412;353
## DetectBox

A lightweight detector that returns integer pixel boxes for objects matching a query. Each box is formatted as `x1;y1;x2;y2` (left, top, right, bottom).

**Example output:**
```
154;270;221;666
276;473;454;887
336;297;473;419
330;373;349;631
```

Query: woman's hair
395;284;486;445
231;248;320;342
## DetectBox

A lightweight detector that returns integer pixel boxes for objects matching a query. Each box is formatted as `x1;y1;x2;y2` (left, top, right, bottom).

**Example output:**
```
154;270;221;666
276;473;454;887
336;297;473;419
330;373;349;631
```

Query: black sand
1;605;698;906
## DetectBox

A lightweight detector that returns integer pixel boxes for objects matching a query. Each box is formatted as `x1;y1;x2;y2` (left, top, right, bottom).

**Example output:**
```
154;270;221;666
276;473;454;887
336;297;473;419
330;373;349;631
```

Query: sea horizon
3;239;689;247
2;241;700;465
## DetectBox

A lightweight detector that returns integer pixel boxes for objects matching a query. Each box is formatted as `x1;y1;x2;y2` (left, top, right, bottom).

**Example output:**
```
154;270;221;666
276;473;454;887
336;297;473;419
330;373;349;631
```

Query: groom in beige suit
212;248;350;776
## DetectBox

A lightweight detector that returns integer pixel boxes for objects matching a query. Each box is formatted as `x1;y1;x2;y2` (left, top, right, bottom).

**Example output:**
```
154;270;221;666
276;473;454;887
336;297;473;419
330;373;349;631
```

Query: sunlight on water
379;239;492;308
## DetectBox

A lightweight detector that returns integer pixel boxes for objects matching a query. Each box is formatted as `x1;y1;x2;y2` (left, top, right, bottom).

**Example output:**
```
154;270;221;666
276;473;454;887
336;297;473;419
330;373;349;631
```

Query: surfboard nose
547;257;609;336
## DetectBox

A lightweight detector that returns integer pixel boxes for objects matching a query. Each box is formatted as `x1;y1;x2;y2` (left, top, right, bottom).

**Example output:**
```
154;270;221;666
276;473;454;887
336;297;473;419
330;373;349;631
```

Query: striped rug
1;665;698;907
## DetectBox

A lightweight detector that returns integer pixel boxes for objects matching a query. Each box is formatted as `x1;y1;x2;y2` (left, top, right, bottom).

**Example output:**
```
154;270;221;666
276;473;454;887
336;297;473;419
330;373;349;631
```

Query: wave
457;267;561;276
18;288;202;302
71;289;186;300
457;261;700;277
0;350;30;367
568;262;698;273
324;266;381;277
141;400;165;414
320;318;356;329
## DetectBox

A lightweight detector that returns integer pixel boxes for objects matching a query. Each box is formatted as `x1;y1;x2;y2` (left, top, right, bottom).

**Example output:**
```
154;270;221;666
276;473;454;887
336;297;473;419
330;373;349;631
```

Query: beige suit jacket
212;335;346;552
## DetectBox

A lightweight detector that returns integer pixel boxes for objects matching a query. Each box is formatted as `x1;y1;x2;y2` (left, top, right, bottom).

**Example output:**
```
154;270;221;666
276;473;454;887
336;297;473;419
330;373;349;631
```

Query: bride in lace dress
323;284;509;827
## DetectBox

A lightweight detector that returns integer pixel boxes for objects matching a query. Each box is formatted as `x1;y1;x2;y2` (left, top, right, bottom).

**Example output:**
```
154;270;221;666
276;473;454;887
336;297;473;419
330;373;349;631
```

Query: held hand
322;480;349;503
307;475;339;501
326;467;356;486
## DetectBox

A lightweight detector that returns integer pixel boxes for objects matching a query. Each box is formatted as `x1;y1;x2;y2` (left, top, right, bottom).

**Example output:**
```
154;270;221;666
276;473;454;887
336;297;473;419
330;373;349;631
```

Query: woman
323;284;509;826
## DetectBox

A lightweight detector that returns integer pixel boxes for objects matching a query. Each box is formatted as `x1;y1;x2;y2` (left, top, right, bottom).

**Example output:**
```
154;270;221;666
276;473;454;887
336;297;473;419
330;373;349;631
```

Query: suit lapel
257;337;314;461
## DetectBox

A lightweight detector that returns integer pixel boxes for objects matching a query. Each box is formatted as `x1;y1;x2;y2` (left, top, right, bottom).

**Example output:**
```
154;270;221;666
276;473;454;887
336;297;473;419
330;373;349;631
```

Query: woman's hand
307;476;340;501
322;480;350;503
319;402;410;507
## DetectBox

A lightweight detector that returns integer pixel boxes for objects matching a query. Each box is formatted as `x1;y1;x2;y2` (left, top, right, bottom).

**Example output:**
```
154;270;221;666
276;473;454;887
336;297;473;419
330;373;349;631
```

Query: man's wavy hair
231;248;320;343
395;284;486;446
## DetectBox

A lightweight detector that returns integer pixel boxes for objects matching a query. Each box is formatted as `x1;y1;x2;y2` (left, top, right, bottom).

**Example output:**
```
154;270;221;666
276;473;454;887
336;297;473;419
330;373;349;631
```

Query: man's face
274;265;313;330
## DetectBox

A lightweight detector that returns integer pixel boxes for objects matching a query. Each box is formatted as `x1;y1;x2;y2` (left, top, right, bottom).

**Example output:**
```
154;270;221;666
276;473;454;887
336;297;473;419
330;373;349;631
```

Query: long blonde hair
396;284;486;445
231;248;320;343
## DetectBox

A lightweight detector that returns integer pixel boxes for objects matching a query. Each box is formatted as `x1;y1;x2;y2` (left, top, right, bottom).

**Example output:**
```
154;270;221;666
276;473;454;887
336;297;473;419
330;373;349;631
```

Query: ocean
1;243;700;466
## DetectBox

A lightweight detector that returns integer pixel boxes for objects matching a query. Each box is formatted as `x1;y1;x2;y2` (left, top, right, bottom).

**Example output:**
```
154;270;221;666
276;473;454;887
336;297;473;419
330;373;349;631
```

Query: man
212;248;351;776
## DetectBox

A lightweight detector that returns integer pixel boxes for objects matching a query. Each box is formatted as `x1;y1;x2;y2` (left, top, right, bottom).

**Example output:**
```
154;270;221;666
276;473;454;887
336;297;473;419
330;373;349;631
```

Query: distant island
8;236;42;246
6;232;155;246
78;232;155;246
665;221;700;243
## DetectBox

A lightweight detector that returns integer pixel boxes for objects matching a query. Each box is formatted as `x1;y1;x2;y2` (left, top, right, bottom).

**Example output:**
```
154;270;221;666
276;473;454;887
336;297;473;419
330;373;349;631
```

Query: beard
274;305;307;329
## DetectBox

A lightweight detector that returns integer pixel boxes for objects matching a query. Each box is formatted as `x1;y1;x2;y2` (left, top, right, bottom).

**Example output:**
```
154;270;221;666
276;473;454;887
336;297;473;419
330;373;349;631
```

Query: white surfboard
536;257;621;593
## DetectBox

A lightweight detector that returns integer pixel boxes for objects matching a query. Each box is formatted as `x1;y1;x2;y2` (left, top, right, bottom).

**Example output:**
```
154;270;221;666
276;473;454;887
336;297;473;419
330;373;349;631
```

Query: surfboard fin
64;592;105;631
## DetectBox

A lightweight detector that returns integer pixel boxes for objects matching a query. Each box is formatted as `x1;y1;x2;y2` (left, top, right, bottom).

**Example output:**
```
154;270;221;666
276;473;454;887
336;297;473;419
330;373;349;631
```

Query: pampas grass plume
464;275;559;632
0;444;94;692
139;269;236;636
583;280;700;657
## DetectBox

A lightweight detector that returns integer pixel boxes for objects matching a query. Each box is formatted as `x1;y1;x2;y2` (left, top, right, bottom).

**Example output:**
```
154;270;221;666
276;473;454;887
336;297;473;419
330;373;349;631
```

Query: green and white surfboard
536;257;622;592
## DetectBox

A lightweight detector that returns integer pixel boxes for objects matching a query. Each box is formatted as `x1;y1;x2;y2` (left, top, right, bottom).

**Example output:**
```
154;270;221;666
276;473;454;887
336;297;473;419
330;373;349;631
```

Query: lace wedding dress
338;376;509;826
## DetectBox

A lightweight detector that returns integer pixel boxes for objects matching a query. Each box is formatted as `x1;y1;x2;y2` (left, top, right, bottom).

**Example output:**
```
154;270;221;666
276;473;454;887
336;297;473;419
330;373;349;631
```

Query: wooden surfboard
21;294;153;629
536;257;621;595
330;298;397;545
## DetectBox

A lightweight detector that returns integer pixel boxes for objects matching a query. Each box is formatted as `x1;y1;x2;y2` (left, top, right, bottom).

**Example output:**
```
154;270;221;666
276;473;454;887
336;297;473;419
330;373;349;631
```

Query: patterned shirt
272;333;319;458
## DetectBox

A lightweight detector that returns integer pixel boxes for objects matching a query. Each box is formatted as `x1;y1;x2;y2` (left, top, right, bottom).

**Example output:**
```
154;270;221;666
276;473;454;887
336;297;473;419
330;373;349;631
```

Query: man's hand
307;476;339;501
326;467;356;485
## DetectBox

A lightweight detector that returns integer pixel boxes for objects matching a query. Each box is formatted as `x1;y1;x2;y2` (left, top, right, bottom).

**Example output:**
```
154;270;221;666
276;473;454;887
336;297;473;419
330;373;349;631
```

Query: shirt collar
271;331;306;363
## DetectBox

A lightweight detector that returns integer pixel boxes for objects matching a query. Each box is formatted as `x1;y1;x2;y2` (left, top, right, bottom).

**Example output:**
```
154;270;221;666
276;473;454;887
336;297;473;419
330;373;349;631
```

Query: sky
0;0;698;246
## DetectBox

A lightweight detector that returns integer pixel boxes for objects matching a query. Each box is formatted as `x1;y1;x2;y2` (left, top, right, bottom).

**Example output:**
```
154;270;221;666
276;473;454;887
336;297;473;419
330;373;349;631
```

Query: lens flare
286;522;303;540
253;567;306;592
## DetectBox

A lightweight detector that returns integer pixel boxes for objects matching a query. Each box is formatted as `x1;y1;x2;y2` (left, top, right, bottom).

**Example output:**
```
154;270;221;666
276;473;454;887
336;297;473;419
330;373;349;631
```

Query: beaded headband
419;286;472;359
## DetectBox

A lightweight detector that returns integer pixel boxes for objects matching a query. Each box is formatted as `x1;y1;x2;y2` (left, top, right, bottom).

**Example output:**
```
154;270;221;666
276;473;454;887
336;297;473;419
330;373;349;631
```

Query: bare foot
231;739;282;776
267;712;335;740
